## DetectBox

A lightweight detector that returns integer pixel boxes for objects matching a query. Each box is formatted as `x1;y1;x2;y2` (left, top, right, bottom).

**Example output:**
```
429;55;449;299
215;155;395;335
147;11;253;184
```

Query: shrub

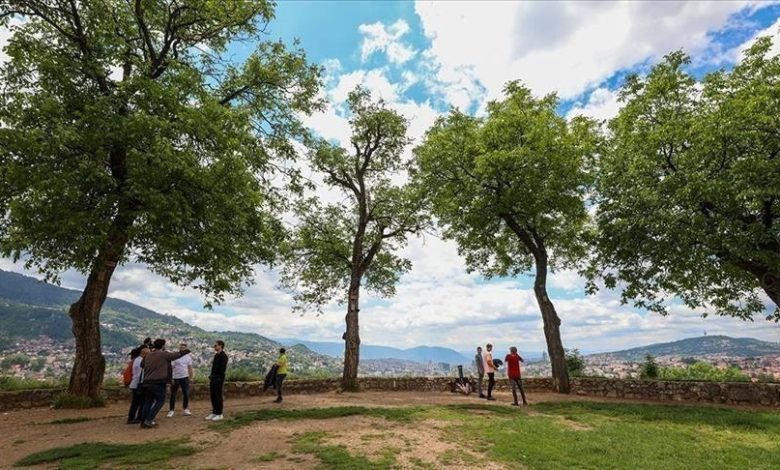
226;368;263;382
52;393;106;409
0;375;66;391
658;362;750;382
565;349;585;377
640;355;659;379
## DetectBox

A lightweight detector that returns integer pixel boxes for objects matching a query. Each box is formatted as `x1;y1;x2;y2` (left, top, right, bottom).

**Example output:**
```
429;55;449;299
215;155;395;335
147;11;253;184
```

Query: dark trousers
510;377;527;404
210;376;224;415
128;387;144;421
140;382;166;424
169;377;190;410
275;374;286;400
487;373;496;397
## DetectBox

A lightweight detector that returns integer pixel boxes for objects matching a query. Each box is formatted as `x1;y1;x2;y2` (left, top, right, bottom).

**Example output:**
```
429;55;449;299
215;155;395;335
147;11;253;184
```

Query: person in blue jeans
139;339;191;428
167;342;194;417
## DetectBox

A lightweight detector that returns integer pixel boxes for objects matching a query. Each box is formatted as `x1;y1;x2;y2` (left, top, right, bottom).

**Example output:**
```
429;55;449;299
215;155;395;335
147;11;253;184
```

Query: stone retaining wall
1;377;777;412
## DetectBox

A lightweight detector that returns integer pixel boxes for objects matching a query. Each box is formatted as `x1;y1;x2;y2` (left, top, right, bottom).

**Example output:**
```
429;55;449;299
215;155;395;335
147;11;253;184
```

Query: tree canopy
280;87;428;389
589;37;780;321
413;82;599;393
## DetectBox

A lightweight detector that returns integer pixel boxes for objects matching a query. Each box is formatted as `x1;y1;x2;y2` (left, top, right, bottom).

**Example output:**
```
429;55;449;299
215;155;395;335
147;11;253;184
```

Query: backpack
122;361;133;387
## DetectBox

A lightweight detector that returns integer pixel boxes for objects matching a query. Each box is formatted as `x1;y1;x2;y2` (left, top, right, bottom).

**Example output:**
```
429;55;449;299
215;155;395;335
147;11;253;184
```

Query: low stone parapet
1;376;777;412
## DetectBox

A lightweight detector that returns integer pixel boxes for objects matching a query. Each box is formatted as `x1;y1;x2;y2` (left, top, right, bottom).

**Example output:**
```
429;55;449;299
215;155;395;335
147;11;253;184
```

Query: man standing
484;343;496;401
273;347;288;403
505;346;527;406
167;342;193;417
205;340;228;421
474;346;486;398
127;345;148;424
140;339;191;428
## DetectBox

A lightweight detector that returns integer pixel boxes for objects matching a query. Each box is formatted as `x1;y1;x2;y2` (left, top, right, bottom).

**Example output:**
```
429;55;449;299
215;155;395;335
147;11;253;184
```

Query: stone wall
1;377;777;412
570;377;780;407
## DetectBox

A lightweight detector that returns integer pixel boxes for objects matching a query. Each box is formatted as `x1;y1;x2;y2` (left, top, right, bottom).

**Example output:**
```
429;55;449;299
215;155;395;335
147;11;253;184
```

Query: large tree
0;0;321;399
589;37;780;321
413;82;598;393
280;88;428;391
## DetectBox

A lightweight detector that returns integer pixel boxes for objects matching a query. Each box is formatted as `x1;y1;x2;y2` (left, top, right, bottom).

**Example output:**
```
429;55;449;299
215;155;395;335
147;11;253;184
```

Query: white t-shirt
129;356;144;389
171;354;192;380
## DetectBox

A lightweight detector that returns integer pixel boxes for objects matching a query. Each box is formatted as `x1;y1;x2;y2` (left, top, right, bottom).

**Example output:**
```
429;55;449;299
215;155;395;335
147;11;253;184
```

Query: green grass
52;393;105;409
438;401;780;470
0;375;67;391
41;417;92;425
292;431;396;469
15;440;195;469
213;405;425;430
253;451;282;462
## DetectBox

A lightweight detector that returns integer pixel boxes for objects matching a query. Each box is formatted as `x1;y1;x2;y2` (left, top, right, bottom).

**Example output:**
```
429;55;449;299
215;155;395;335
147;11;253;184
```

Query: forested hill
589;335;780;362
0;270;341;376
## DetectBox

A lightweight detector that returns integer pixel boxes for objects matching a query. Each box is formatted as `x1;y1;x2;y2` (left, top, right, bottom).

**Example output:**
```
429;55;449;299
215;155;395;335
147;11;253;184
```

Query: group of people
125;337;290;429
474;344;528;406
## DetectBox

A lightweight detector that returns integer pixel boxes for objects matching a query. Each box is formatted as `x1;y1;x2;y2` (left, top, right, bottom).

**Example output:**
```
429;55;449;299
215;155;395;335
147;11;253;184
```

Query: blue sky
2;1;780;355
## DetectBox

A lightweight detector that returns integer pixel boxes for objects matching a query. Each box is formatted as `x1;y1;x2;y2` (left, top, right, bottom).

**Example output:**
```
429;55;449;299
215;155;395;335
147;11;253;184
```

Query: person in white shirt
127;346;149;424
167;342;193;417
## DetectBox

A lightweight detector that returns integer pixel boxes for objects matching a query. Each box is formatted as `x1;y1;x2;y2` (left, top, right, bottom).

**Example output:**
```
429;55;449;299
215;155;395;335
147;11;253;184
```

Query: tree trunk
532;251;571;394
67;257;121;399
342;278;361;391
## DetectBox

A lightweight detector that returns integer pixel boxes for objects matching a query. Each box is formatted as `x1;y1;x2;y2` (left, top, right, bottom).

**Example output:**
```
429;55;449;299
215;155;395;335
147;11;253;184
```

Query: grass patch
52;393;105;409
293;431;395;469
214;406;424;430
15;440;195;469
0;375;66;391
253;451;281;462
441;401;780;469
41;417;92;425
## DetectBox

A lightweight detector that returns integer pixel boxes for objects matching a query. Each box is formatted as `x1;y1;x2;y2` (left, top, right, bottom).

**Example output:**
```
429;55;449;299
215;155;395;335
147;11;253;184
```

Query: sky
2;1;780;355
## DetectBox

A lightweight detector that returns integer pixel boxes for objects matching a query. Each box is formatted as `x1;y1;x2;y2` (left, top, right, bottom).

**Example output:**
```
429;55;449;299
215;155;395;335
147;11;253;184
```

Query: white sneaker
204;413;216;421
211;414;224;421
167;410;175;418
183;409;191;416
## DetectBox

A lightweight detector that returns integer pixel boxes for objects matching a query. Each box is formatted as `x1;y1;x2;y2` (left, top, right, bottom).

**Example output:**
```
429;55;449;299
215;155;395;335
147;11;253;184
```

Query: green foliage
658;362;750;382
565;349;585;377
0;375;66;391
1;353;30;369
14;440;194;468
52;393;106;409
225;368;264;382
280;87;427;311
413;81;598;279
0;1;323;303
293;431;396;470
640;354;659;379
590;36;780;320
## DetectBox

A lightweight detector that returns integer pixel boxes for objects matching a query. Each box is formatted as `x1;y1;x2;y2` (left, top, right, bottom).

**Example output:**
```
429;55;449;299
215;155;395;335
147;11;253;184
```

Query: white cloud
733;16;780;60
358;19;417;65
566;87;622;122
415;1;772;102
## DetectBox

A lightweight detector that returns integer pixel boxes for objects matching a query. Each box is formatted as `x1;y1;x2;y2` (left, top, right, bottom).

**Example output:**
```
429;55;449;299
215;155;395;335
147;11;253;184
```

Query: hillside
589;335;780;362
0;270;341;378
278;339;469;365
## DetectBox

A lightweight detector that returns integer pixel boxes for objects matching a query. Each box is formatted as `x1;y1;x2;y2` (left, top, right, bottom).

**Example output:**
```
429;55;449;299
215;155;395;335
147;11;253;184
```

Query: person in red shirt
505;346;527;406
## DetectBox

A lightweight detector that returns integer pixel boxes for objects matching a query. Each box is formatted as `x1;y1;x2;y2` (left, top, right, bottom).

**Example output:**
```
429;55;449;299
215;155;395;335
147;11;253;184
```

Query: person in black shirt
205;340;228;421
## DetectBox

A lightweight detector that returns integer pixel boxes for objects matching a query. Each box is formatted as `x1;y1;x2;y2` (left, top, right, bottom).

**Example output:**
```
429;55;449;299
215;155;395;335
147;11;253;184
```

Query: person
484;343;496;401
205;340;228;421
139;339;191;428
505;346;527;406
127;345;149;424
273;347;288;403
167;342;193;417
474;346;486;398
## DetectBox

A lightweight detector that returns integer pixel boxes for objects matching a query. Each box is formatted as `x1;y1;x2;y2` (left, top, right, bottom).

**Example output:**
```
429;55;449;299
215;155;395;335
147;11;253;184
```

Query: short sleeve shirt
172;354;192;379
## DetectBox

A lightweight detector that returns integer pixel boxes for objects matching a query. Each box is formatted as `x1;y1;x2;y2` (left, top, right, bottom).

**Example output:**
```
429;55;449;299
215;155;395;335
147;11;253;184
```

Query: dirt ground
0;390;760;469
